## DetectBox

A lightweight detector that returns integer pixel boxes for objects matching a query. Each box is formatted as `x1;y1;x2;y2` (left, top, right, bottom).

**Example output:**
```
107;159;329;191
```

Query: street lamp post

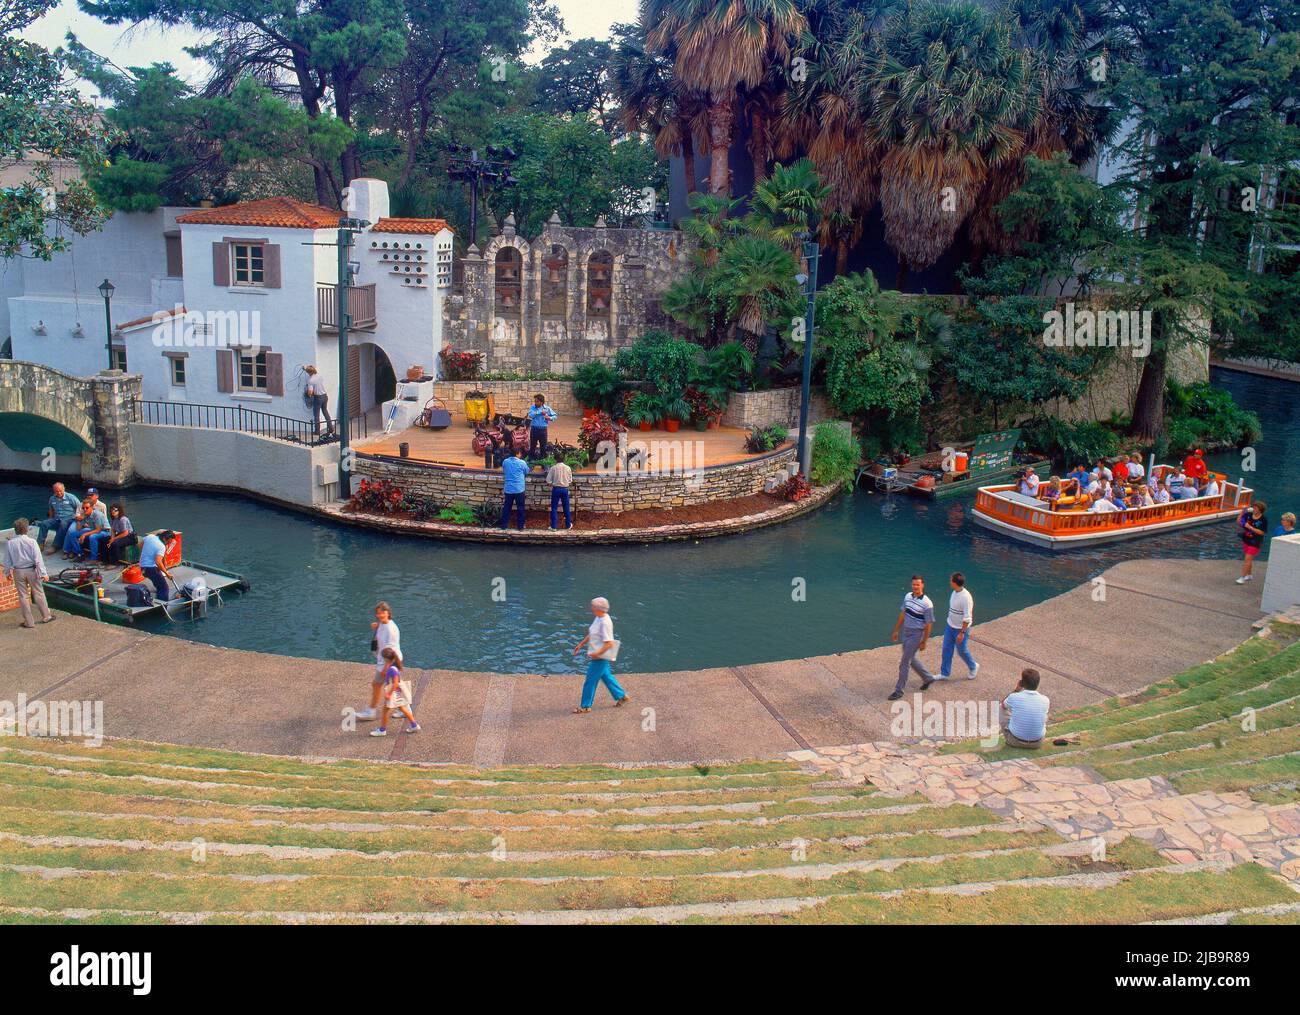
447;145;519;245
795;237;820;476
97;278;115;372
335;218;369;497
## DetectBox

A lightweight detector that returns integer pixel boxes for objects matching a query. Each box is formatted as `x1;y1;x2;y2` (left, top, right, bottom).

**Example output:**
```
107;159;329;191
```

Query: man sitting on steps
1002;669;1050;749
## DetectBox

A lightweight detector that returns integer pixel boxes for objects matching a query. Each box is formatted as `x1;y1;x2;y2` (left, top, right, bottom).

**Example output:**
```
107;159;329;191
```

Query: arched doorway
350;342;397;414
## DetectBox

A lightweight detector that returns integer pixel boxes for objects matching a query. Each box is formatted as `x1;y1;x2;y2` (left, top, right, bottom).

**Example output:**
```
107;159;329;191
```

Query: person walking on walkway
3;519;55;628
938;571;979;681
1236;500;1268;584
572;597;628;713
358;601;401;722
547;458;573;530
368;647;420;737
499;447;529;530
889;575;935;701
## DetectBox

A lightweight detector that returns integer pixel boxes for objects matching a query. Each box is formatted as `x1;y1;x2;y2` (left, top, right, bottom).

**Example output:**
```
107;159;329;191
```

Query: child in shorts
370;647;420;737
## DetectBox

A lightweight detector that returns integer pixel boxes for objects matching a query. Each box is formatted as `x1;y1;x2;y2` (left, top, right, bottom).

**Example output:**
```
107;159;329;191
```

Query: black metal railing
131;399;367;446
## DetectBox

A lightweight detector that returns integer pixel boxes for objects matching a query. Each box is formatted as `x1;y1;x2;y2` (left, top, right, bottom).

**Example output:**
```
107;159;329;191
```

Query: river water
2;368;1294;674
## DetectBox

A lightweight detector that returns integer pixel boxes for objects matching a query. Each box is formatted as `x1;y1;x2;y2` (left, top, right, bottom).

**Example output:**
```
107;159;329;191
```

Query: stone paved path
789;741;1300;887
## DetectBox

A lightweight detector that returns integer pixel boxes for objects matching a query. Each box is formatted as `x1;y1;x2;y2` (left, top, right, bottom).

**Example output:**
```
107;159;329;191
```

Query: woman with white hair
572;597;628;713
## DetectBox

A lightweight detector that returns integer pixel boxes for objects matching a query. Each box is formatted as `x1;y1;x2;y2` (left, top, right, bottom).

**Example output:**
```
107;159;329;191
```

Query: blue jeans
37;516;73;551
63;524;98;558
89;531;114;562
528;427;548;460
499;491;526;529
581;657;625;708
141;565;170;601
550;487;571;528
939;624;978;678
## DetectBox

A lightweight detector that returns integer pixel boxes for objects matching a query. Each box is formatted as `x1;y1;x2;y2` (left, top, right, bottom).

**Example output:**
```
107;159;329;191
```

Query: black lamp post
447;145;518;245
795;237;820;475
97;278;115;371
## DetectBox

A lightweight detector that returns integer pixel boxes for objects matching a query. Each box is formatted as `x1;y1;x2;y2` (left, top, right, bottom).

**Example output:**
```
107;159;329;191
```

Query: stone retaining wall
434;380;580;416
722;387;833;429
355;444;798;514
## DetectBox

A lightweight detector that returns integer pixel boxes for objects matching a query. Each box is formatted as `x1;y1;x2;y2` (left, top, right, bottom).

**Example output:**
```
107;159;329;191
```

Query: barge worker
1274;512;1296;538
63;489;108;561
1127;453;1146;481
1112;456;1129;483
36;482;80;554
572;597;628;713
1002;669;1050;750
1237;501;1269;584
138;529;176;601
1184;448;1209;483
527;393;557;460
937;572;979;682
888;575;936;702
358;602;402;722
95;504;137;565
547;458;573;530
499;447;529;530
3;518;54;628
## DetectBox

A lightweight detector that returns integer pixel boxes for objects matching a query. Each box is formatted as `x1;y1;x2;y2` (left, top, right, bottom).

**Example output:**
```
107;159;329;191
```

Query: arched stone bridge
0;360;140;485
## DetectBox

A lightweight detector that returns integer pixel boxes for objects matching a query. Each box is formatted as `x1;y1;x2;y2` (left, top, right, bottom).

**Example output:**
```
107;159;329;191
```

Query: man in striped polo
888;575;936;701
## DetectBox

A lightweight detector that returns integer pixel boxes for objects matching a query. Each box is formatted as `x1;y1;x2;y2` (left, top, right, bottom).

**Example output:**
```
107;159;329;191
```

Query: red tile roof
116;305;186;331
370;217;455;235
175;197;342;229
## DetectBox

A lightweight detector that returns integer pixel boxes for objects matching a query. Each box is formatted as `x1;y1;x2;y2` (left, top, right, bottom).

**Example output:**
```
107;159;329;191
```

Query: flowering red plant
349;478;405;514
438;344;483;381
578;410;625;458
775;473;811;502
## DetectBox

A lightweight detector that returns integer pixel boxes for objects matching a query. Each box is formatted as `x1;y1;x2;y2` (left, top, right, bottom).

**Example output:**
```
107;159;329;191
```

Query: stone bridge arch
0;360;140;485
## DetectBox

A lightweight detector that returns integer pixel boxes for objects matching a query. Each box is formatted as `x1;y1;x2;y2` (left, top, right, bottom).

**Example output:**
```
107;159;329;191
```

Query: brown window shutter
263;244;281;288
265;353;284;396
212;241;230;286
216;350;234;393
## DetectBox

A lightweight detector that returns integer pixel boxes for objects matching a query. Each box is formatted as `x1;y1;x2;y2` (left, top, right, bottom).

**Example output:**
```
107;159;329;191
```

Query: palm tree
715;233;804;340
678;190;742;264
747;158;830;251
865;1;1031;282
646;0;807;197
612;21;710;198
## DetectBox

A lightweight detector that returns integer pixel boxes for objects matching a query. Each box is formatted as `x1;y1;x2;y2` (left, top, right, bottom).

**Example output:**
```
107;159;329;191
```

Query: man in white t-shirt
572;596;627;712
1017;469;1040;497
357;601;402;721
937;571;979;681
1127;453;1145;481
1002;669;1050;749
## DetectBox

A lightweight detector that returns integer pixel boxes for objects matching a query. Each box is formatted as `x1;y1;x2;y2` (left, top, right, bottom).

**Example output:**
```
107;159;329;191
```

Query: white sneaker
356;708;378;720
369;727;388;737
1235;576;1253;584
968;663;979;680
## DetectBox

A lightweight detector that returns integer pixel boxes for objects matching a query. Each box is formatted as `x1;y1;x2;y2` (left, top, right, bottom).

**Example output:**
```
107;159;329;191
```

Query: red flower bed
438;344;483;381
349;478;405;514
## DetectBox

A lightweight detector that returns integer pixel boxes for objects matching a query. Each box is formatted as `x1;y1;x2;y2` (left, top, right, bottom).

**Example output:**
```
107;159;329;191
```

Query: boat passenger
1127;453;1146;481
1017;468;1041;497
1274;512;1295;538
62;489;108;562
97;504;137;566
36;482;80;555
1177;477;1200;500
1041;476;1063;506
138;529;176;601
1204;475;1221;499
1094;459;1113;482
1153;481;1173;505
1129;486;1153;509
1112;456;1130;483
1184;448;1209;483
1090;493;1119;513
1086;474;1110;500
1067;463;1091;491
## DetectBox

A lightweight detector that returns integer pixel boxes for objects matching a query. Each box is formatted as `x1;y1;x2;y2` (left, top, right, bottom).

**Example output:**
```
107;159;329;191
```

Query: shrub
745;424;788;453
438;344;483;381
437;501;477;525
578;410;624;458
774;472;811;502
810;422;858;490
1164;380;1262;450
1022;417;1119;470
570;361;622;415
404;494;443;521
349;478;404;514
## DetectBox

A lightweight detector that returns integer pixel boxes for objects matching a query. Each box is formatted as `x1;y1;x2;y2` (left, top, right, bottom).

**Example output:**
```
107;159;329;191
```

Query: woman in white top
358;601;402;722
572;597;628;713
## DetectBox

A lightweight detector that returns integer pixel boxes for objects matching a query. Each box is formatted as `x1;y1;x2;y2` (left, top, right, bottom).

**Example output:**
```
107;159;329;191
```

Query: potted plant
659;394;691;433
571;361;621;418
625;393;656;432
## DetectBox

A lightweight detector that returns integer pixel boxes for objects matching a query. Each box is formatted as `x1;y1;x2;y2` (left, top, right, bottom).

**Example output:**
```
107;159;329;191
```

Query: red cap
1195;448;1203;456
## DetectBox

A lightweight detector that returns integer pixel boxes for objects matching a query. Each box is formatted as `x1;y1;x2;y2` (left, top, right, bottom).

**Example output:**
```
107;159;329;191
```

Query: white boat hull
971;504;1245;548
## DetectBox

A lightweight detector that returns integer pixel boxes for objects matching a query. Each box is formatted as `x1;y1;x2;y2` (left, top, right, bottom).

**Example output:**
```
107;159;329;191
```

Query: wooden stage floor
356;411;765;470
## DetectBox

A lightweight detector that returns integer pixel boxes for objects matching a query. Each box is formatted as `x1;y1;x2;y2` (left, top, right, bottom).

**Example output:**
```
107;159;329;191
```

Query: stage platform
356;409;761;470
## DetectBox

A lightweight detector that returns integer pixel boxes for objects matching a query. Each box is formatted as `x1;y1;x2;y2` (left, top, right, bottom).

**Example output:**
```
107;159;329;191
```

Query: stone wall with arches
442;213;696;374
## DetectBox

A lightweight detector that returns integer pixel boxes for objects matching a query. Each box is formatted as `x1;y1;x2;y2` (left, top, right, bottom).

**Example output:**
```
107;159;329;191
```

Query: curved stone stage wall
354;444;798;514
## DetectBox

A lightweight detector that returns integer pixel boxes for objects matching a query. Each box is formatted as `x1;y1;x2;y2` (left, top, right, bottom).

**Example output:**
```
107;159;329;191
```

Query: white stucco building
5;178;454;428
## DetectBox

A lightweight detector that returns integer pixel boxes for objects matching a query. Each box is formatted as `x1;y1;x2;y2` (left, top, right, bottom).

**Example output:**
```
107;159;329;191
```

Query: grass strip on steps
1170;752;1300;796
0;743;826;800
0;762;859;816
1039;698;1300;770
0;840;1164;916
1086;724;1300;782
0;783;897;832
689;863;1295;925
0;737;799;786
0;802;998;856
0;826;1062;881
1228;911;1300;925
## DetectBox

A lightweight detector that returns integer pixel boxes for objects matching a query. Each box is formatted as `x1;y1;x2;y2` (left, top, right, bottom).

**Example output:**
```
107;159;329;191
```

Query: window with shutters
232;243;265;286
238;351;268;392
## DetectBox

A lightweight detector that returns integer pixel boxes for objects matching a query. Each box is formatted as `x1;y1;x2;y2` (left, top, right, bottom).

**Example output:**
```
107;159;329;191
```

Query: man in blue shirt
37;482;80;553
137;529;176;600
526;393;557;460
499;449;530;530
1066;463;1090;493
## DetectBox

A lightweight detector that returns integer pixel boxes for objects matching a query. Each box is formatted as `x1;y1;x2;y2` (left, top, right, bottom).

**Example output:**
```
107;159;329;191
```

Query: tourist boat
0;527;249;625
859;428;1051;499
971;466;1253;548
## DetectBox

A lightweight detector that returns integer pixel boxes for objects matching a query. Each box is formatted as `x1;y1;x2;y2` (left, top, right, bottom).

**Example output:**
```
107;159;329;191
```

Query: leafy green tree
0;0;119;258
533;37;620;132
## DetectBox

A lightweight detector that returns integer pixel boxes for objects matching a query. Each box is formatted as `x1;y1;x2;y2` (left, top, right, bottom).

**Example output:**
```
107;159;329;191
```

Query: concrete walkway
0;558;1267;766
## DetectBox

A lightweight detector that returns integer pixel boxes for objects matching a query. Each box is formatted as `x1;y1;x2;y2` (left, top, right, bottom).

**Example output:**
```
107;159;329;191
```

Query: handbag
591;638;620;663
370;637;379;651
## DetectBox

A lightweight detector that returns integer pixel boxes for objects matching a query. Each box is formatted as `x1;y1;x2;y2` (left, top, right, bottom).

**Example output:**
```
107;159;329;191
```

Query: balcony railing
317;283;377;330
131;399;369;446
